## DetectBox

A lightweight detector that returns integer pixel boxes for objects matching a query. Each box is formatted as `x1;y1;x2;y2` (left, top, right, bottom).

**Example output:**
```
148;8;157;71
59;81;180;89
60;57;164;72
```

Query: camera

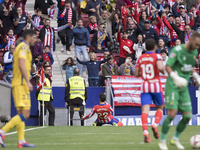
103;26;105;32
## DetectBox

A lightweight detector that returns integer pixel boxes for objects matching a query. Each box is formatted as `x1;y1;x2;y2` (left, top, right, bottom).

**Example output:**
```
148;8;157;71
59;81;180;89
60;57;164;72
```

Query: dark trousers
58;28;72;51
119;57;126;66
69;98;84;126
39;101;55;126
88;79;99;87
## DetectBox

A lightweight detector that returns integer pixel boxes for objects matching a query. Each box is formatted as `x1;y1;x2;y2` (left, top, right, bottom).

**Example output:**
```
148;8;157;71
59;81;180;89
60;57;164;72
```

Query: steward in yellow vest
65;68;87;126
36;66;55;126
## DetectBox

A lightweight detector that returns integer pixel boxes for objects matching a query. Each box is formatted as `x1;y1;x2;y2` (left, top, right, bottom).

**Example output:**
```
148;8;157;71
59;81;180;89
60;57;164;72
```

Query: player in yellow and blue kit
0;29;37;148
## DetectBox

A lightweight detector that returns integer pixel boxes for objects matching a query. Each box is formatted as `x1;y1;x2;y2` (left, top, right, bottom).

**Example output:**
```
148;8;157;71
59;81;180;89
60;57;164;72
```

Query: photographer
91;23;111;53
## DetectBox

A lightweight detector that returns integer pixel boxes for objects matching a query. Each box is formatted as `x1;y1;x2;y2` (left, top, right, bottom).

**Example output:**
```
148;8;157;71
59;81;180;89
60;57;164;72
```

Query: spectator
119;54;135;76
65;68;87;126
41;45;54;65
175;39;182;46
69;18;90;76
30;29;43;69
142;20;159;44
163;4;171;16
30;18;70;53
160;49;168;76
155;38;170;54
31;9;44;30
127;20;143;44
152;0;164;17
91;23;111;53
96;4;115;39
34;0;54;17
13;6;29;45
133;34;146;60
170;23;193;44
112;12;124;36
80;0;90;14
3;45;15;83
102;56;118;79
75;53;111;87
36;65;55;126
139;11;148;29
87;16;98;34
85;0;102;17
0;0;9;14
148;13;162;35
62;57;77;84
0;20;28;51
118;25;134;66
8;0;27;16
0;2;15;34
190;4;197;17
58;0;76;53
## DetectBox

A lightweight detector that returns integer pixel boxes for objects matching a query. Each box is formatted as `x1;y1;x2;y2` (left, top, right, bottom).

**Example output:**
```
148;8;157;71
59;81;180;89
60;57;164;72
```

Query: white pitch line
5;126;47;136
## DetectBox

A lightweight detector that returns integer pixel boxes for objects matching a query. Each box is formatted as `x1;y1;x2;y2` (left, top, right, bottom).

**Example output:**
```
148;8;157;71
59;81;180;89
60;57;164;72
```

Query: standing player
0;30;37;148
158;32;200;150
135;38;165;143
82;93;123;126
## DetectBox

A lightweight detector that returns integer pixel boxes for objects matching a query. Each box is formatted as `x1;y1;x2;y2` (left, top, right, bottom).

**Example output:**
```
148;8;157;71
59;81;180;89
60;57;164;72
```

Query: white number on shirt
97;112;109;119
141;64;154;79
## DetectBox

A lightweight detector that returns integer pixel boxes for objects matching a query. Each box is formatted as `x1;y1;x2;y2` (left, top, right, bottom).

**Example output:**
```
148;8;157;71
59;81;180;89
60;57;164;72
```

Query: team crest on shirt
21;51;26;56
23;17;25;19
94;62;96;64
170;53;176;58
128;41;130;44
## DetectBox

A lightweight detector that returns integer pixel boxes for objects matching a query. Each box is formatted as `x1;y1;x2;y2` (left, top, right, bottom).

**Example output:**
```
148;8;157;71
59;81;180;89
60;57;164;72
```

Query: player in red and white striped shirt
135;38;165;143
82;93;123;126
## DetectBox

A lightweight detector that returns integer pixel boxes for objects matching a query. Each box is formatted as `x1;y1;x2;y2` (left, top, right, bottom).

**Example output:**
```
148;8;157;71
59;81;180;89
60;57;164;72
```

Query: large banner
111;76;167;106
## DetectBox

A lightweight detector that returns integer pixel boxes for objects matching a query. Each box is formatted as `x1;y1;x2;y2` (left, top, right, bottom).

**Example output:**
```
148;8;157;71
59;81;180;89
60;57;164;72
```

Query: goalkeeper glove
192;72;200;88
170;72;187;88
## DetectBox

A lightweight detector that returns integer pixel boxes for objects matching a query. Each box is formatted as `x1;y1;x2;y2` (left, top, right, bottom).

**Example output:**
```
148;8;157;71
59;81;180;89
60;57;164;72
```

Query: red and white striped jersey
43;28;51;47
5;35;17;51
136;52;163;93
82;103;114;123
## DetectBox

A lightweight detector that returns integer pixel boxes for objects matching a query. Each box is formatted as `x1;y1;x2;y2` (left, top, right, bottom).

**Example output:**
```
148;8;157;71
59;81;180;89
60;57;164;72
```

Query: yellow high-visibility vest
38;77;53;101
69;76;85;100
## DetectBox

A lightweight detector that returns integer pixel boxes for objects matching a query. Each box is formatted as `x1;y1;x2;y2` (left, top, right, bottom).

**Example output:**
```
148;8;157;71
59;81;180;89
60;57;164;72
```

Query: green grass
2;126;198;150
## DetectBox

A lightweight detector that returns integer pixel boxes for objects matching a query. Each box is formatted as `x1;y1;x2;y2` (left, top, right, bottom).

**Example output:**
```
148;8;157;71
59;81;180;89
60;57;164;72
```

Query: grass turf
2;126;197;150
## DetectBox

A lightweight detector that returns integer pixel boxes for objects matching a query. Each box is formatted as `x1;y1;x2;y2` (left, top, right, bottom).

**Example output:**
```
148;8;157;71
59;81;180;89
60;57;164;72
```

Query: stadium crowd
0;0;199;87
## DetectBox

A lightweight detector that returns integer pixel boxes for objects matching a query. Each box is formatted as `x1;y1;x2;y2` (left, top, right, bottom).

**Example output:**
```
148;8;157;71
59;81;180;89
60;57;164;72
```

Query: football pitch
2;126;198;150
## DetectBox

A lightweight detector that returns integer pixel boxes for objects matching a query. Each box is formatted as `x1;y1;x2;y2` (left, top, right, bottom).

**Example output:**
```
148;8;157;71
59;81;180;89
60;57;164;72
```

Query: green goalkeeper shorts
165;85;192;112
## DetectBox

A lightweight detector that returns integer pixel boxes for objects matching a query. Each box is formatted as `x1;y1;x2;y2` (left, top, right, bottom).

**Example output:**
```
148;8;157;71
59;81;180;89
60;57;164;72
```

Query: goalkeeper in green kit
158;32;200;150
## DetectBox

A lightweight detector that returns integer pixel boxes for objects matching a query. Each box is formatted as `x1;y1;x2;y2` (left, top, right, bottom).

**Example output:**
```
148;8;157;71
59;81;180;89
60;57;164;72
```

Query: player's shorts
12;84;31;110
96;117;120;126
165;86;192;112
141;92;164;106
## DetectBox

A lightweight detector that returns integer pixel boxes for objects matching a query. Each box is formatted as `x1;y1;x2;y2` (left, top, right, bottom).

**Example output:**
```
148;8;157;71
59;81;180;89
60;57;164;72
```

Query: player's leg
111;117;123;126
158;87;179;150
151;93;164;139
170;90;192;149
140;93;152;143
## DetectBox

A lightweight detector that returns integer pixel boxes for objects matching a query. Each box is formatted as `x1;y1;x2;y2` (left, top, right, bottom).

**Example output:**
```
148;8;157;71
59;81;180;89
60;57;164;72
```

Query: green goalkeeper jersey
166;44;197;91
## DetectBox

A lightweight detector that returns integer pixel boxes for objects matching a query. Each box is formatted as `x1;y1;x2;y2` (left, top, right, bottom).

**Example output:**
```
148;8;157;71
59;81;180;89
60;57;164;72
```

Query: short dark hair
99;93;106;102
122;30;128;34
44;45;50;49
160;50;167;55
73;68;79;76
151;17;157;22
45;19;50;22
37;8;42;12
65;0;71;3
23;29;36;39
145;38;156;51
77;18;83;22
99;23;105;26
16;6;22;10
7;27;14;33
126;54;132;58
164;4;170;9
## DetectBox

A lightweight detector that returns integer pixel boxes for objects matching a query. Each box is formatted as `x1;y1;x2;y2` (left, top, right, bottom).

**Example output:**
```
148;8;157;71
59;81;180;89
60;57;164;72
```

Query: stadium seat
76;2;81;16
89;34;94;52
112;53;120;65
81;14;89;28
96;53;104;60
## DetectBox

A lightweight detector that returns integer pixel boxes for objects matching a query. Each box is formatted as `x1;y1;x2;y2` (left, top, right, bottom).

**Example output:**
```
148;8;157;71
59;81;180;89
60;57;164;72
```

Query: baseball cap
168;13;174;17
144;20;150;24
179;5;186;9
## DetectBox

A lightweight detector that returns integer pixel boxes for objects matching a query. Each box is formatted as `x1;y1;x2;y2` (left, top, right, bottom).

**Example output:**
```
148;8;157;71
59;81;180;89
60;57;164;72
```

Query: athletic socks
16;122;25;141
18;139;26;144
141;113;148;133
161;115;174;140
173;114;191;139
154;110;163;126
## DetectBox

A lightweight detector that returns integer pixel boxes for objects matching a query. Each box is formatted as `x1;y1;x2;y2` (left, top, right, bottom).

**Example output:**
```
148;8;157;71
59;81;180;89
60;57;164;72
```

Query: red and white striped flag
111;76;166;107
147;2;152;16
36;66;46;91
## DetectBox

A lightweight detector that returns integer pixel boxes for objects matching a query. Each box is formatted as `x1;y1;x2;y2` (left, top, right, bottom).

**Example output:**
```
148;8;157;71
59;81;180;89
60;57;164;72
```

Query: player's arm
82;107;96;120
19;58;33;91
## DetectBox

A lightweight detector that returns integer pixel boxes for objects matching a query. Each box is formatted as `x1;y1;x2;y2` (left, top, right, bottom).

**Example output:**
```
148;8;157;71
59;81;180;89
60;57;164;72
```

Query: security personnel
36;65;55;126
65;68;87;126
